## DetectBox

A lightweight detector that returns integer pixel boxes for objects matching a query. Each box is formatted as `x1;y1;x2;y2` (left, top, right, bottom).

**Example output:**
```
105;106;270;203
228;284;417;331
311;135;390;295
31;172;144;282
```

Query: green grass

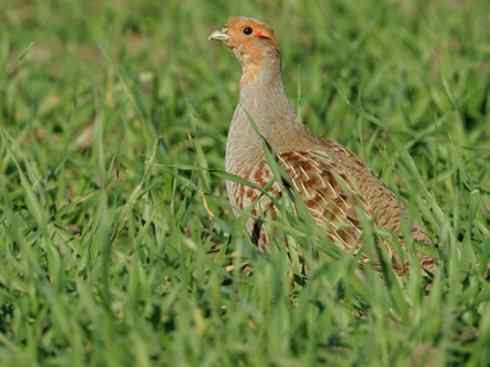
1;0;490;366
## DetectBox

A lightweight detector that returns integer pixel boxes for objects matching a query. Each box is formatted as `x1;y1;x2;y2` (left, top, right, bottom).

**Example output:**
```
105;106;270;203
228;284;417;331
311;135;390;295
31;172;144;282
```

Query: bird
209;16;434;274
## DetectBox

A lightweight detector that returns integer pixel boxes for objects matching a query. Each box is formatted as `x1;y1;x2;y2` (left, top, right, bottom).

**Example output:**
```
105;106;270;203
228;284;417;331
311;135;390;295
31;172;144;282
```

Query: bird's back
227;134;432;250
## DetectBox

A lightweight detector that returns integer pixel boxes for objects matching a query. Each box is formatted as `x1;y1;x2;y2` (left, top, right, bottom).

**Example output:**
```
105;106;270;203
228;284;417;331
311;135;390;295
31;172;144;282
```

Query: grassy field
1;0;490;366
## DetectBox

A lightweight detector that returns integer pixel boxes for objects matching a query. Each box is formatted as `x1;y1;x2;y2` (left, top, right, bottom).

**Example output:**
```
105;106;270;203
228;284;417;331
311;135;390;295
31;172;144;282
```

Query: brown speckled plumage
210;17;434;273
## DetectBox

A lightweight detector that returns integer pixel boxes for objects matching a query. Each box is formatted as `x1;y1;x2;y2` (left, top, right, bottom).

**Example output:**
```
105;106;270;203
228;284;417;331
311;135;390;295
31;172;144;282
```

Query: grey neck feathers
226;53;304;174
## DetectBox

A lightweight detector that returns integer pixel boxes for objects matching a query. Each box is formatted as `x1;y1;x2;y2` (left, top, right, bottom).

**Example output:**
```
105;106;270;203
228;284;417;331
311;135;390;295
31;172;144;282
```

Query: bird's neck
226;57;304;175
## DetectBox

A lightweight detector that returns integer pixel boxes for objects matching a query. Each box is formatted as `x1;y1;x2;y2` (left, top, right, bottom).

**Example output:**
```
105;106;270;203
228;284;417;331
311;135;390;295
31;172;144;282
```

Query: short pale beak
208;27;229;42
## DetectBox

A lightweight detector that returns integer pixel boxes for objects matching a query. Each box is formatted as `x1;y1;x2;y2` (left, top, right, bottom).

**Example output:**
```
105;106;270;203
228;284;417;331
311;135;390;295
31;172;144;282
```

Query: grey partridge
209;17;434;274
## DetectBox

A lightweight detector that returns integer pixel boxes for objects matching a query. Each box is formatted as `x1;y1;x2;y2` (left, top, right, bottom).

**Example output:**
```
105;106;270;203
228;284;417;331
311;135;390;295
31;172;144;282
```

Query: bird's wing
231;150;369;248
229;148;434;273
232;145;432;241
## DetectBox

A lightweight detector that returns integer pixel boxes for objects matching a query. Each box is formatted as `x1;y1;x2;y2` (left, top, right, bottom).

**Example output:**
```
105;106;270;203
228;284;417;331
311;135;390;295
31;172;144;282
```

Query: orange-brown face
209;17;279;63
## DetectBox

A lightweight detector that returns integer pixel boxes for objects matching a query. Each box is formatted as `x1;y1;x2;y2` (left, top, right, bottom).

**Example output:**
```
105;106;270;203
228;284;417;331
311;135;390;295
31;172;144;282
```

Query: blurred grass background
0;0;489;366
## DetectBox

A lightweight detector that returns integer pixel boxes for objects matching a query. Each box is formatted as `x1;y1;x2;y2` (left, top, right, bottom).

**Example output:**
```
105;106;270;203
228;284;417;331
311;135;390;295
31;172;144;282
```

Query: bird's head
209;17;280;81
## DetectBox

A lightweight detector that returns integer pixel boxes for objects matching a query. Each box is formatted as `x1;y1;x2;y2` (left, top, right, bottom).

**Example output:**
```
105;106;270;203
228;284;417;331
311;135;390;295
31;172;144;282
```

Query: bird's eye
243;26;253;35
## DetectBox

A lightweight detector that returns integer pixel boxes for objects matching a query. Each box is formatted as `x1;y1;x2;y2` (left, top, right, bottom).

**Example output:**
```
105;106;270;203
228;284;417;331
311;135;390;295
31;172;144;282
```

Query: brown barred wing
229;150;370;249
